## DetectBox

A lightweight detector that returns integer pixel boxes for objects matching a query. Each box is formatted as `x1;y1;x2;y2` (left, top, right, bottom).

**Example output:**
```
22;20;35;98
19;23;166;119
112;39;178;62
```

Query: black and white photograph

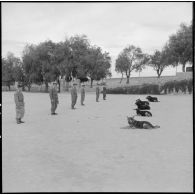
1;1;193;193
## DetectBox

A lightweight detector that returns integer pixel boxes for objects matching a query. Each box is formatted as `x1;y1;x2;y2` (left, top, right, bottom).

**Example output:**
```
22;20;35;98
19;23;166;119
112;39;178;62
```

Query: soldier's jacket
14;91;24;108
49;87;59;103
96;86;100;94
71;87;78;99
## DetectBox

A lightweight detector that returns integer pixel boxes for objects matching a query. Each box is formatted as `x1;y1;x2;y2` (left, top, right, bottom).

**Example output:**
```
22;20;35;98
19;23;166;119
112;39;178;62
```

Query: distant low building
186;67;192;72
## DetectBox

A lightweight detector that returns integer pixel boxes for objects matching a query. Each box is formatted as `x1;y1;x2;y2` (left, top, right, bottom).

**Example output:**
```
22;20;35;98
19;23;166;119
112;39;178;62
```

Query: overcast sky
2;2;192;77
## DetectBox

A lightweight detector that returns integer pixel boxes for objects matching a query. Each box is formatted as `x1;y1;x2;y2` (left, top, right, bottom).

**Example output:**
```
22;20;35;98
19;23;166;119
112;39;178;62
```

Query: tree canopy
115;45;148;83
148;48;170;78
166;23;192;72
3;35;112;91
2;52;23;90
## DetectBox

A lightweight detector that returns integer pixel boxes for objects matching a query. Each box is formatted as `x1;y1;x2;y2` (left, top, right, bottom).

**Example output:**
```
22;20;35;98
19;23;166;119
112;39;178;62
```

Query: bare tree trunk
65;81;69;92
126;75;130;84
182;64;186;72
27;83;31;92
22;84;25;91
126;69;130;84
58;79;60;93
157;69;161;78
28;86;30;92
8;84;11;91
45;82;49;92
90;79;93;88
119;73;123;83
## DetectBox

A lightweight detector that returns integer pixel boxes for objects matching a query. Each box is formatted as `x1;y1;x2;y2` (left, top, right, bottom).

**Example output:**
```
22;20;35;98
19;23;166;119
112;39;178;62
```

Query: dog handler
14;83;25;124
103;84;107;100
96;83;100;102
80;83;85;105
49;81;59;115
71;82;78;109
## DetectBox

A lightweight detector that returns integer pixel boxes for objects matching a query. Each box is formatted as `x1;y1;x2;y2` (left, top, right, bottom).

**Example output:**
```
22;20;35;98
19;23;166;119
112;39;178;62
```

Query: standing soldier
49;81;59;115
70;82;78;109
103;84;107;100
14;83;25;124
81;84;85;105
96;83;100;102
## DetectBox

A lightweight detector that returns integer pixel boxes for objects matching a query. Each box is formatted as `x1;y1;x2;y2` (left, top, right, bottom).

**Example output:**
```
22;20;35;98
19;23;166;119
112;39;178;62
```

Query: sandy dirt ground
2;92;193;192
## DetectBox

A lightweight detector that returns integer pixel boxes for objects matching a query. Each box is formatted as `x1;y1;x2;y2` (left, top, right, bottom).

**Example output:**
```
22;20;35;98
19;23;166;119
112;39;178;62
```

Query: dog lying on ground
134;108;152;117
135;99;149;106
136;104;150;110
127;116;160;129
146;96;159;102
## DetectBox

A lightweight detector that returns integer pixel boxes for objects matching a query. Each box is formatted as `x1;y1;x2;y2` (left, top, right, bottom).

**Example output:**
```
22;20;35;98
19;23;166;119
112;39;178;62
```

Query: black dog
136;104;150;110
127;116;160;129
134;108;152;117
146;96;159;102
135;99;149;106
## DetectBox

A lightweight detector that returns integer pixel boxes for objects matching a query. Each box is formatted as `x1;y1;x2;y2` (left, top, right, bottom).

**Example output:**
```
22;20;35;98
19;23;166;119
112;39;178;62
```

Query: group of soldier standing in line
14;82;107;124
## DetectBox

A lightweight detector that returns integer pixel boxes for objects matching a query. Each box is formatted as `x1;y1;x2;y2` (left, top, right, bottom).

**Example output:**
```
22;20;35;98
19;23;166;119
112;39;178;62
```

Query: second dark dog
137;104;150;110
146;96;159;102
135;99;150;106
134;108;152;117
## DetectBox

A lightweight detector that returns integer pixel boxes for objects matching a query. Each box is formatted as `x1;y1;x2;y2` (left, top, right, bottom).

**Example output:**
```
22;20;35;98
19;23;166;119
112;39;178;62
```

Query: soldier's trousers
96;93;99;102
16;106;25;119
71;97;77;108
51;101;58;114
103;93;106;100
81;95;85;105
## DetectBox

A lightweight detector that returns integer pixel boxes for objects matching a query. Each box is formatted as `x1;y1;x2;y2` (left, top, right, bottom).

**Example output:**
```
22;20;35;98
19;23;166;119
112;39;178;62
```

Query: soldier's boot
16;118;21;124
19;118;25;123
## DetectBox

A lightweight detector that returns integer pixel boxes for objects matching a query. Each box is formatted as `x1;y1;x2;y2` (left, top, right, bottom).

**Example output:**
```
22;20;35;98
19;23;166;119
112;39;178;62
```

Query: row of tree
115;22;192;83
2;35;112;91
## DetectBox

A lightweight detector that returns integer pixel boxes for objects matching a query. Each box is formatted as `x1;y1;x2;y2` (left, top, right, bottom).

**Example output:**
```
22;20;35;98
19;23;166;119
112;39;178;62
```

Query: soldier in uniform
70;82;78;109
80;84;85;105
49;81;59;115
96;83;100;102
14;83;25;124
103;84;107;100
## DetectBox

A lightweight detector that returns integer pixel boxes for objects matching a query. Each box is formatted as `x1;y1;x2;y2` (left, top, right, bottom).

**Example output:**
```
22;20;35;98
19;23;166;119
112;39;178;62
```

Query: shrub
161;79;192;94
174;81;180;93
187;78;193;94
107;87;127;94
178;80;188;94
160;82;169;94
107;84;160;94
166;81;175;93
